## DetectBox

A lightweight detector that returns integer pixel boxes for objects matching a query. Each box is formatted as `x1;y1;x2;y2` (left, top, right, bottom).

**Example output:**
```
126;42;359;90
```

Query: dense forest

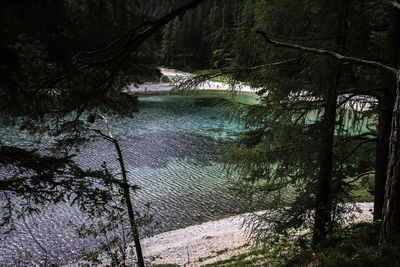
1;0;400;266
144;0;242;70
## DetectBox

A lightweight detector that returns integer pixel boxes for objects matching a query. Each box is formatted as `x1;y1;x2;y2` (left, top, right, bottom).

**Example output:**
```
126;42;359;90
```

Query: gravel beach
78;202;373;266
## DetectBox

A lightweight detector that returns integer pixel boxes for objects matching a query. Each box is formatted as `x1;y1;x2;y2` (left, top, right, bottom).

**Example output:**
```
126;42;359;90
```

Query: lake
0;91;257;266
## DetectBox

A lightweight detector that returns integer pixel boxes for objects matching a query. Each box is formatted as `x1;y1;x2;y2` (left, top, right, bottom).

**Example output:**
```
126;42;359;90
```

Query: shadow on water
0;92;255;266
75;130;220;170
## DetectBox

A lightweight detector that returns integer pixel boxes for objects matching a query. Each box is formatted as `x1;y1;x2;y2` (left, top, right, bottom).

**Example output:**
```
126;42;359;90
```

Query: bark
313;88;338;245
99;116;144;267
374;92;395;220
312;0;349;245
380;73;400;246
114;138;144;267
374;0;400;221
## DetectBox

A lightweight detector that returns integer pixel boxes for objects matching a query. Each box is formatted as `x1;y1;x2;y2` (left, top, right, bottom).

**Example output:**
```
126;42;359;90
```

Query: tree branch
345;171;375;185
77;0;209;64
340;138;377;165
256;30;399;75
381;0;400;10
175;56;307;90
335;132;378;146
100;115;114;139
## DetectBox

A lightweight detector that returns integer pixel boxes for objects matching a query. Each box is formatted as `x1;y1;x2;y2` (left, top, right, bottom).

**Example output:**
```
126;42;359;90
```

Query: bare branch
256;30;399;75
339;138;377;165
345;171;375;185
335;132;378;146
92;129;114;143
100;115;114;139
337;93;359;108
175;56;307;90
337;93;377;109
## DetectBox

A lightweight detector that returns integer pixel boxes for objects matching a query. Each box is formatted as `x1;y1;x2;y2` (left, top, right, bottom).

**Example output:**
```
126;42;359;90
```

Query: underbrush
285;222;400;267
205;222;400;267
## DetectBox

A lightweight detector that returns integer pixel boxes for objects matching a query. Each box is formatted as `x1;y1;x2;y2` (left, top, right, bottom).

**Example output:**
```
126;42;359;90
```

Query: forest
1;0;400;266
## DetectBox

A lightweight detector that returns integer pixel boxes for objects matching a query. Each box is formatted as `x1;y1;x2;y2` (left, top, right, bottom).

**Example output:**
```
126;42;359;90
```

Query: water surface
0;91;256;266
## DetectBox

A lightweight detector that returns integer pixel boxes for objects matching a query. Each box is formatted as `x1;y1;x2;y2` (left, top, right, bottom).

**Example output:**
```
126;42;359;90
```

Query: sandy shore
125;68;375;111
121;203;373;266
66;203;373;266
126;68;374;112
126;68;258;93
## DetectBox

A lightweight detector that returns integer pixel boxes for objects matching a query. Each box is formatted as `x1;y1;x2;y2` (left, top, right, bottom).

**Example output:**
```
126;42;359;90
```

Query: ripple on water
0;93;251;266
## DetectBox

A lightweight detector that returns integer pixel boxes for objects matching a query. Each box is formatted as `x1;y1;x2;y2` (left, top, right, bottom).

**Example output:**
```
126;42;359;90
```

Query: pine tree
225;0;380;245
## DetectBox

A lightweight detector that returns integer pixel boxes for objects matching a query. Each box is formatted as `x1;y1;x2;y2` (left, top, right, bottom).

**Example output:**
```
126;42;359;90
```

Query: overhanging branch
175;56;307;90
256;30;399;75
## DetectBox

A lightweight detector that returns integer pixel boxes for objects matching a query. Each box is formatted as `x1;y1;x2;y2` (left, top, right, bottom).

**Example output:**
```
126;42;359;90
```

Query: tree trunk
313;88;338;245
380;73;400;246
113;139;145;267
374;92;395;220
312;0;349;246
374;1;400;221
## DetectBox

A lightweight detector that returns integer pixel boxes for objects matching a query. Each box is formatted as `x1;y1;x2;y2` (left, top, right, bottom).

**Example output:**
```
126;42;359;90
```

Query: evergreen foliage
0;2;209;264
1;0;400;264
158;0;396;246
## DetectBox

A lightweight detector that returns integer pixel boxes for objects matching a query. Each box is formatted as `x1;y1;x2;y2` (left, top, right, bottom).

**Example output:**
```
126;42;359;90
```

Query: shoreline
133;202;373;266
68;202;373;266
126;68;259;94
126;68;376;111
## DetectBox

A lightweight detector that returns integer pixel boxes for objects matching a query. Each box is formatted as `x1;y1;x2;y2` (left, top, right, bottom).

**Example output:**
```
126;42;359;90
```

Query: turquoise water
0;91;256;266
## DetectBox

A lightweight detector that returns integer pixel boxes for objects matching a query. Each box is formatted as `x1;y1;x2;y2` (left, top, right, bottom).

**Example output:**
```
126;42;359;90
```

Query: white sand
66;203;373;266
123;202;373;266
126;68;258;93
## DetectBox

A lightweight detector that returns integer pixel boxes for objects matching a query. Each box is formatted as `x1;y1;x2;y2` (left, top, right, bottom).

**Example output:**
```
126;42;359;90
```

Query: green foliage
150;0;244;70
0;0;395;264
198;223;399;266
76;213;132;267
312;223;400;267
201;0;383;247
0;0;189;236
0;0;163;136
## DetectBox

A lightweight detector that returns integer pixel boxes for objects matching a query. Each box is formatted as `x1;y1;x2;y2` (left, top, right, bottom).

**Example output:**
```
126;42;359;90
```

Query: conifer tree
0;0;210;236
223;0;380;245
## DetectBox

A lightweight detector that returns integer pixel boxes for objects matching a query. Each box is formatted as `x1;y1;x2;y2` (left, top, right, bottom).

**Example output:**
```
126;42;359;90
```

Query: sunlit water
0;91;257;266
